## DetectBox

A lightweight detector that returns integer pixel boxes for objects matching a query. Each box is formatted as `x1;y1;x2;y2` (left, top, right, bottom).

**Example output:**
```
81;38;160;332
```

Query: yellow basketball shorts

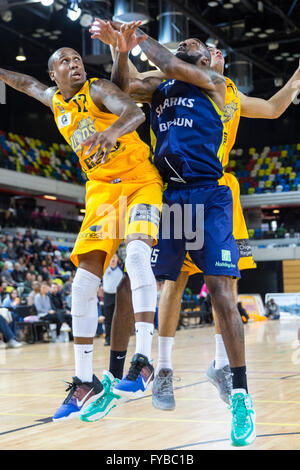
181;172;256;276
70;160;163;273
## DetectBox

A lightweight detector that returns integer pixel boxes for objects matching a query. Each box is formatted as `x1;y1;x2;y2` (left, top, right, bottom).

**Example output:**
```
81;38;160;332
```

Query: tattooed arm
0;68;56;109
84;78;145;163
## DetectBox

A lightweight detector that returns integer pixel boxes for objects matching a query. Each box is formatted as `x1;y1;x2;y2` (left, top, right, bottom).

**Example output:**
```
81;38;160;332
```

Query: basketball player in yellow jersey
0;46;164;421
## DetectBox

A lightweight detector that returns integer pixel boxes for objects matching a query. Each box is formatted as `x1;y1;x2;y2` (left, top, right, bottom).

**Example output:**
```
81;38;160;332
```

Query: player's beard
175;51;202;65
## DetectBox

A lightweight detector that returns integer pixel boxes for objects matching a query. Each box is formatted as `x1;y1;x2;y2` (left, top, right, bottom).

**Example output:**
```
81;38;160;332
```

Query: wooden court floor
0;319;300;450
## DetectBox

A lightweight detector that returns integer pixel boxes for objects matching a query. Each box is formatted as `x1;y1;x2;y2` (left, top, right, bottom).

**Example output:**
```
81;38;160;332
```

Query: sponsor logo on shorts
221;249;232;262
236;239;253;258
215;261;237;269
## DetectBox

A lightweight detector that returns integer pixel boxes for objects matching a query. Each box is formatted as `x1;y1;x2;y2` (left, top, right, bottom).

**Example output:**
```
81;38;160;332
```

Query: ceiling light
231;0;240;3
1;10;12;22
43;195;57;200
36;28;45;33
274;78;283;87
268;42;279;50
67;2;81;22
274;56;283;61
293;53;300;58
131;45;141;56
43;32;51;36
208;1;218;6
265;28;275;34
16;47;26;62
281;52;290;57
80;13;93;27
251;27;261;32
223;2;234;8
41;0;54;6
273;209;280;213
49;35;59;40
53;30;62;35
245;31;254;37
286;57;295;61
32;33;42;38
258;33;268;38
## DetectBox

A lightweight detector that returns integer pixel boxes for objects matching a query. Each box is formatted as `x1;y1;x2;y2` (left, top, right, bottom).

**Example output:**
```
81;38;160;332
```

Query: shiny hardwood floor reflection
0;319;300;450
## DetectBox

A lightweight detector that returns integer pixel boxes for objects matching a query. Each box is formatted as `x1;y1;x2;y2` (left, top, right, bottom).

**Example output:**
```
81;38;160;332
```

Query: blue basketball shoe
52;374;104;422
113;353;154;399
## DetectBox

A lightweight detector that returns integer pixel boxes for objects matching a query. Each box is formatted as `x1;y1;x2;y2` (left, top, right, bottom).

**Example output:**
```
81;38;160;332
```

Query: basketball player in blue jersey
84;20;256;447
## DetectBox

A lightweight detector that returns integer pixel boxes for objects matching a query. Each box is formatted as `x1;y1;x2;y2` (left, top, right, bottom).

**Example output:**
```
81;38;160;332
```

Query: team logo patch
57;112;71;129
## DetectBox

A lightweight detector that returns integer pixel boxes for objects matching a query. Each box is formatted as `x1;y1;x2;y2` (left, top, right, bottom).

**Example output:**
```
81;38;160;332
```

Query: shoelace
230;395;248;428
127;359;145;381
157;373;181;395
62;380;78;404
223;369;233;394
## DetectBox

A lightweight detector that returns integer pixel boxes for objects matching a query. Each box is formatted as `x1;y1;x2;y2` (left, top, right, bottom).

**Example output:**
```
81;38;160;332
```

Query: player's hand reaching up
115;21;147;53
81;128;119;165
89;18;118;46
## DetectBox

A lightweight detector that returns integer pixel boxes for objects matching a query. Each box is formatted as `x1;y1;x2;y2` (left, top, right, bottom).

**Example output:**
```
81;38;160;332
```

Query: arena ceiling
0;0;300;97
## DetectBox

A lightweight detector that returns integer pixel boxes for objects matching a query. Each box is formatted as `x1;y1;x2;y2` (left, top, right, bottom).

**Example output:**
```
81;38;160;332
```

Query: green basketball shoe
80;370;126;422
230;389;256;447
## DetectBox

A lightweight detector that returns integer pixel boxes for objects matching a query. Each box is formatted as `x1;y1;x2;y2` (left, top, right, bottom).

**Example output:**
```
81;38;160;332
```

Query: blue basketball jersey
150;79;225;185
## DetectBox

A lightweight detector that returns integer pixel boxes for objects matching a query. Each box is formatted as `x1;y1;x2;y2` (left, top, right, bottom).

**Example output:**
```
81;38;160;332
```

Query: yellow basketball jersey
52;78;150;182
222;77;241;168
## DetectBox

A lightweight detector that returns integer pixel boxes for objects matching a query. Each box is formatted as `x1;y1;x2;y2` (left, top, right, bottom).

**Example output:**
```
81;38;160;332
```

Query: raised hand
89;18;118;47
115;21;147;53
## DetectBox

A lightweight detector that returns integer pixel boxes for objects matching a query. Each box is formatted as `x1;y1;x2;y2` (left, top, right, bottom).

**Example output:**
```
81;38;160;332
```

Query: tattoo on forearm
0;68;50;104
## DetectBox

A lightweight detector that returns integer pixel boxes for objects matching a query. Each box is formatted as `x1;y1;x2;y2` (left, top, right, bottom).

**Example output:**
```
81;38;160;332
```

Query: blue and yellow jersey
52;78;150;182
150;79;225;185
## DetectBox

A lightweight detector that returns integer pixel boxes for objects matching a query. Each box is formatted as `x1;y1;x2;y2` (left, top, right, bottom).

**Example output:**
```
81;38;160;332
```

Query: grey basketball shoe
205;361;232;405
152;368;176;410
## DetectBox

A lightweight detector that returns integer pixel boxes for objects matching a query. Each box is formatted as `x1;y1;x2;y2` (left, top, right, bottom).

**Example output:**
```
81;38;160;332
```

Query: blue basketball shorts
151;183;240;281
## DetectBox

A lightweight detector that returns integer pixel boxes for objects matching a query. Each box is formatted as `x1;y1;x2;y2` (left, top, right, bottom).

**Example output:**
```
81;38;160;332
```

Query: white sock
214;334;229;369
74;343;94;383
135;321;154;361
156;336;174;374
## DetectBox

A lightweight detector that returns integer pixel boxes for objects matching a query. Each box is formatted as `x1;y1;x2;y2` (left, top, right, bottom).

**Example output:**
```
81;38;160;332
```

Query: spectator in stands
34;282;63;339
62;274;73;299
1;288;20;338
0;313;22;348
41;266;50;282
11;262;26;285
48;283;72;332
27;280;40;307
6;242;17;260
1;263;14;285
42;235;52;253
265;298;280;320
0;281;9;302
23;272;33;296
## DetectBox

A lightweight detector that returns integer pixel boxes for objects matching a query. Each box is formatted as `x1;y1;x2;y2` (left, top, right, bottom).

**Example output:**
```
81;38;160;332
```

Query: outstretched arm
111;24;225;95
0;68;56;108
83;78;145;163
240;61;300;119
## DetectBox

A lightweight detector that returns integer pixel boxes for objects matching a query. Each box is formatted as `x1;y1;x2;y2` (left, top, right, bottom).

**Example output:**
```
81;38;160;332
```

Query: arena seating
0;130;86;185
226;143;300;195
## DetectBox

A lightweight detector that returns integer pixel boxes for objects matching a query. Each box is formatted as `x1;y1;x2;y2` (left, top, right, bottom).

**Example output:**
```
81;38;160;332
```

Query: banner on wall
238;294;266;320
265;293;300;317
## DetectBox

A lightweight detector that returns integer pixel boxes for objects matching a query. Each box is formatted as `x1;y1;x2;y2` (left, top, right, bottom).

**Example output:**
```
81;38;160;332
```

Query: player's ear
49;70;55;82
